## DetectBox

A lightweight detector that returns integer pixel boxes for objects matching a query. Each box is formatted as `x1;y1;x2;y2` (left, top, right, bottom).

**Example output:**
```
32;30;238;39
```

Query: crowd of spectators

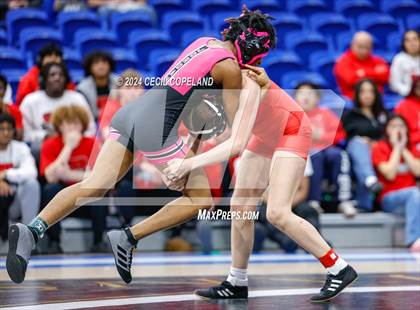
0;3;418;253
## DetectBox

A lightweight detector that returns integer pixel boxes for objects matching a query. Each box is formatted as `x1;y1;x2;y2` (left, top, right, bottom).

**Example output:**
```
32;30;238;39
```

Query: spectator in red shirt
0;74;23;140
372;115;420;252
295;82;355;217
39;105;105;253
334;31;390;100
15;43;75;107
395;77;420;150
77;51;118;119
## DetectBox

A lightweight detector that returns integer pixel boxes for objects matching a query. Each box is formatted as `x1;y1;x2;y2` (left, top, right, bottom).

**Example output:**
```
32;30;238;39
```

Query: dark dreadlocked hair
221;6;277;49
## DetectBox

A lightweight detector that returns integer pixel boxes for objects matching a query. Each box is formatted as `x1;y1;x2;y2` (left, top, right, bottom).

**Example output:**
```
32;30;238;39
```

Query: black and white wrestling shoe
6;224;36;284
195;281;248;299
107;228;137;284
310;265;358;302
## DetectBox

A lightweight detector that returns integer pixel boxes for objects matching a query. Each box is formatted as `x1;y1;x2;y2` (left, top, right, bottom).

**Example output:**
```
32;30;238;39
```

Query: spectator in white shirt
0;114;40;240
390;30;420;96
20;62;96;156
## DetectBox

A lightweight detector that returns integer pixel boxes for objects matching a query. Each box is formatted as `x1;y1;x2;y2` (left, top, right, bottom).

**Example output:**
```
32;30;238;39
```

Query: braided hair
221;6;277;49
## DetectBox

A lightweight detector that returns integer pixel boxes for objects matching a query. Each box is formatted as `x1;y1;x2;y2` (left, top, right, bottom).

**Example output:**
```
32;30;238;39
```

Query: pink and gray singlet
109;37;235;165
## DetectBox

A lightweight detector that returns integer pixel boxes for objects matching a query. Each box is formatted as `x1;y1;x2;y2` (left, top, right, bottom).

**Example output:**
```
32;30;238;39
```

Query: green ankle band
29;217;49;238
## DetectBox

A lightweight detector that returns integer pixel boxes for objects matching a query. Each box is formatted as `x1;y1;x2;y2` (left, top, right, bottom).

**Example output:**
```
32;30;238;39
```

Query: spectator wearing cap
20;62;96;156
77;51;118;119
390;30;420;97
0;114;40;241
372;115;420;252
39;105;105;253
334;31;390;100
0;74;23;140
15;43;76;107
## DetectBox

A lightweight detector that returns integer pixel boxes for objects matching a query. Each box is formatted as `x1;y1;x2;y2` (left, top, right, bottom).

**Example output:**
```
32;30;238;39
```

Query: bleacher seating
0;0;418;257
128;30;173;70
58;11;101;46
75;28;118;56
263;51;304;83
285;31;329;65
192;0;233;17
6;8;48;45
110;48;139;73
19;27;62;57
111;10;155;45
381;0;420;20
0;0;416;104
163;11;204;45
0;47;25;70
63;48;83;71
282;71;328;89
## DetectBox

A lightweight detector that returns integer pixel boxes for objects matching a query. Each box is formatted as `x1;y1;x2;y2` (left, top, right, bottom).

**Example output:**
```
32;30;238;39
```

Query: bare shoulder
212;59;241;87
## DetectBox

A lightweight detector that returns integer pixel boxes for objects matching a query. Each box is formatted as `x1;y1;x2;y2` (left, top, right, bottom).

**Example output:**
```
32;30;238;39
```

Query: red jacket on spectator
39;136;100;185
372;140;419;201
15;66;76;107
395;96;420;148
305;107;346;150
1;104;23;129
334;49;390;99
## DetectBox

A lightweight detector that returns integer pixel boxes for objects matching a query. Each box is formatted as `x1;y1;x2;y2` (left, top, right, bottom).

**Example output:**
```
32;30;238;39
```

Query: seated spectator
295;82;355;217
1;0;41;19
39;105;106;253
54;0;87;11
0;114;40;240
78;51;118;120
99;69;144;139
343;79;388;211
395;77;420;149
254;157;321;253
372;115;420;252
0;74;23;140
20;62;96;156
334;31;390;99
88;0;156;23
15;43;76;107
390;30;420;96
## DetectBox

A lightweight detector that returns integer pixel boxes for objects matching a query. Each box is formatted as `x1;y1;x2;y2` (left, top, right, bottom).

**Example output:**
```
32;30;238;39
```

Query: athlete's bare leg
230;150;270;269
129;165;212;239
38;139;134;226
266;151;330;258
6;140;134;283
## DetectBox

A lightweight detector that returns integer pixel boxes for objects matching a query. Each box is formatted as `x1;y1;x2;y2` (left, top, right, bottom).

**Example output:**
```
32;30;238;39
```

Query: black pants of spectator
41;183;107;245
254;202;320;253
0;195;14;241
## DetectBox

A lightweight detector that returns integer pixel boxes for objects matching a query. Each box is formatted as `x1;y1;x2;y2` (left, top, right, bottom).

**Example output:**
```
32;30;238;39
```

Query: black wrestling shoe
310;265;358;303
195;281;248;299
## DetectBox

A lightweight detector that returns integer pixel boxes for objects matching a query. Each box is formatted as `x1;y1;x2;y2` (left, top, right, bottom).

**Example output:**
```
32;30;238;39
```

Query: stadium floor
0;250;419;309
